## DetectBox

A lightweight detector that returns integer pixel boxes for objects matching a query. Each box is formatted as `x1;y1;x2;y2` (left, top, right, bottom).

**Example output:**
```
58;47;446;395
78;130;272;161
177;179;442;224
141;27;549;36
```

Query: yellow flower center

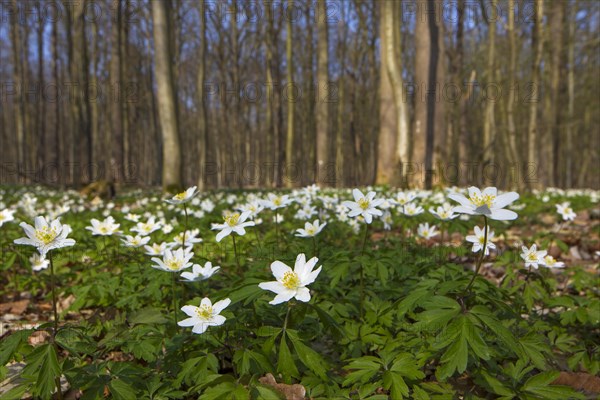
564;208;572;214
281;271;301;289
469;193;496;208
478;236;486;244
174;191;187;201
358;198;370;210
422;230;429;237
166;259;183;270
196;304;212;319
306;227;316;235
35;227;58;244
224;213;240;227
100;226;109;233
273;197;282;206
527;253;538;261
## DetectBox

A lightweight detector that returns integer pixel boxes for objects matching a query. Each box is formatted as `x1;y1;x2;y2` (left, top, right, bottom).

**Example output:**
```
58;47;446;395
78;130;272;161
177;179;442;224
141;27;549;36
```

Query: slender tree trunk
196;1;208;190
506;0;520;189
52;13;61;185
152;0;182;190
565;0;575;188
10;0;24;181
482;0;497;185
285;0;295;188
527;0;544;190
37;7;45;175
110;0;123;182
315;0;330;185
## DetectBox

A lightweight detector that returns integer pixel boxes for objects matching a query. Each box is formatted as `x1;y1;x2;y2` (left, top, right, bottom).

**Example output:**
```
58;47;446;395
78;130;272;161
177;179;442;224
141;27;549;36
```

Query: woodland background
0;0;598;190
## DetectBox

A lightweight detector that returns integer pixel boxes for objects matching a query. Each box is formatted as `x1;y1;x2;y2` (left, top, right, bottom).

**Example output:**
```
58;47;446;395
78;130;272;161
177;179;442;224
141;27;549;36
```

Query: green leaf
128;307;169;325
254;385;285;399
342;356;381;387
108;378;138;400
416;296;461;330
289;334;328;380
21;344;61;400
0;329;32;365
277;334;299;379
522;371;585;399
437;335;468;380
308;303;344;338
480;371;514;397
390;353;425;380
471;306;525;359
229;280;268;305
0;384;30;400
383;371;409;399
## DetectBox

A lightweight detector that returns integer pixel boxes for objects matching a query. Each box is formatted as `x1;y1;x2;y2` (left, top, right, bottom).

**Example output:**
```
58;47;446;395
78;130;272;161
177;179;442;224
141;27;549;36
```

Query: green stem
464;215;488;295
232;234;241;272
359;223;370;319
172;273;179;331
48;251;63;400
275;210;280;252
48;251;59;339
182;203;189;248
282;302;292;333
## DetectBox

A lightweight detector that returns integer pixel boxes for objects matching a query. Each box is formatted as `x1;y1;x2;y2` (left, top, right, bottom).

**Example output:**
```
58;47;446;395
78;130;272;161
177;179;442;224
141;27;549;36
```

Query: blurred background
0;0;598;190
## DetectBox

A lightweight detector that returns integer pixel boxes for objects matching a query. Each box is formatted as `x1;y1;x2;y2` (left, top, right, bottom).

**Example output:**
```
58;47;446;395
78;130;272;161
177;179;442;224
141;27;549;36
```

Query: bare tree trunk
506;0;521;189
315;0;330;185
37;7;45;175
51;14;61;186
482;0;497;185
285;0;295;188
110;0;123;182
527;0;544;190
378;0;409;186
196;1;208;190
152;0;182;190
565;0;575;188
10;0;24;181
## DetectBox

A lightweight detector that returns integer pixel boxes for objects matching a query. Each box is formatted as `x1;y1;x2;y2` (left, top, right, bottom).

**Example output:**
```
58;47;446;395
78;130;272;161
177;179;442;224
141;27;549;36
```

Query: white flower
259;254;322;305
14;216;76;256
429;203;458;221
259;193;294;210
121;234;151;248
542;255;565;269
402;203;424;217
448;186;519;220
341;189;384;224
556;202;576;221
211;211;255;242
181;261;220;281
86;216;120;236
178;297;230;334
238;200;264;219
165;186;198;205
393;191;416;206
0;209;16;227
124;213;140;222
382;211;393;230
295;220;326;238
172;229;203;247
465;225;496;255
30;253;49;272
131;217;162;236
417;223;438;240
151;248;193;272
144;242;170;256
521;244;547;269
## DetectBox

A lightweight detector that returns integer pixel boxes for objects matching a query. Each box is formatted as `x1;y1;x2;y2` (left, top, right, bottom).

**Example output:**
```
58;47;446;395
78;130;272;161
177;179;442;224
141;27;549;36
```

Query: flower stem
282;302;292;333
48;251;59;339
359;223;370;319
232;234;241;272
171;273;179;331
182;203;189;248
48;251;64;400
464;215;488;295
275;210;280;252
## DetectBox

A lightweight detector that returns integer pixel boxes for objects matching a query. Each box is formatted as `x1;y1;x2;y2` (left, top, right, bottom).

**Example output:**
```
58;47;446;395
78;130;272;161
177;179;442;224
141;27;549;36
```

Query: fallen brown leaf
553;371;600;394
259;373;306;400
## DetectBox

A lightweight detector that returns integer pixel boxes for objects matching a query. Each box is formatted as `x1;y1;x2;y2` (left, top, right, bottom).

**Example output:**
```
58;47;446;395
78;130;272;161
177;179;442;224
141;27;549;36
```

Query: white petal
490;209;518;221
259;281;285;294
295;287;311;302
269;290;296;305
177;317;197;327
212;298;231;314
352;188;364;201
270;261;291;279
192;323;208;334
494;192;519;208
216;229;230;242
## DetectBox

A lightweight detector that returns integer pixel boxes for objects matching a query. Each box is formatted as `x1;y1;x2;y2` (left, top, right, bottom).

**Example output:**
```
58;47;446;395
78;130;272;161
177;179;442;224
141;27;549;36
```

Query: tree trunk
10;0;24;181
285;0;295;188
565;1;575;188
482;0;497;185
527;0;544;190
152;0;182;190
196;1;208;190
506;0;520;189
315;0;330;185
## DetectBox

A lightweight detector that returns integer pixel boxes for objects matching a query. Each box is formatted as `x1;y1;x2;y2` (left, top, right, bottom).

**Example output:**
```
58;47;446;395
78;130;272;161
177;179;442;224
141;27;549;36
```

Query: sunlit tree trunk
10;0;24;181
285;0;295;188
196;1;208;190
152;0;182;190
527;0;544;190
482;0;497;185
316;0;330;185
565;0;575;188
